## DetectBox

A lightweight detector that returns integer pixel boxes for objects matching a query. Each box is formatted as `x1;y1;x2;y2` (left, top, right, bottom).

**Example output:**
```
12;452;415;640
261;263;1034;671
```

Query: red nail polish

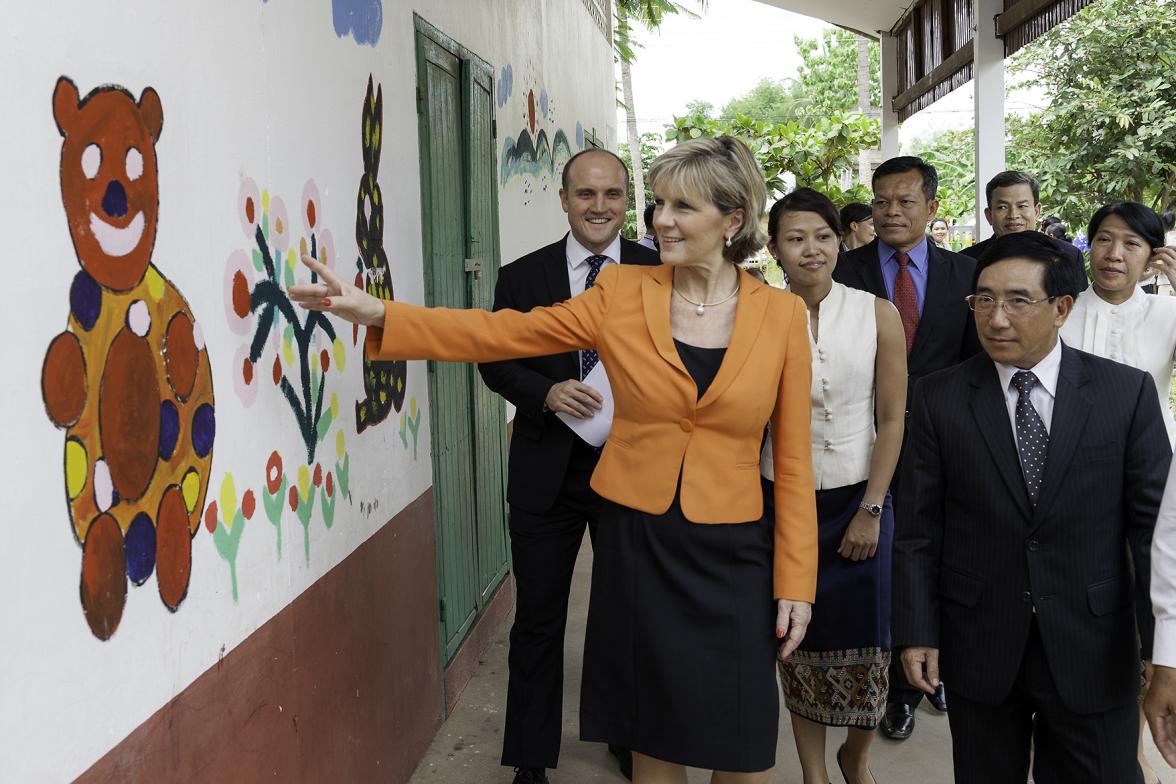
322;298;332;308
776;629;785;639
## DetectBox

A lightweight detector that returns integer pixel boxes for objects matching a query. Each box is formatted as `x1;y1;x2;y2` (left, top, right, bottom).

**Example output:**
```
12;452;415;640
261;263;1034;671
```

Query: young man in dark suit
477;148;659;784
833;155;980;739
961;170;1088;294
896;232;1171;783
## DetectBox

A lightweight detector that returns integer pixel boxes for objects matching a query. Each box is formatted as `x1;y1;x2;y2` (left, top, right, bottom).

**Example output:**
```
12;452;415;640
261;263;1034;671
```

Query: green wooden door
416;21;509;662
463;62;510;605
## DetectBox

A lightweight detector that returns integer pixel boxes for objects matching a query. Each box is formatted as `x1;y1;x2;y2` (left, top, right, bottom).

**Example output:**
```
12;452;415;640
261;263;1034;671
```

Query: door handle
464;257;484;280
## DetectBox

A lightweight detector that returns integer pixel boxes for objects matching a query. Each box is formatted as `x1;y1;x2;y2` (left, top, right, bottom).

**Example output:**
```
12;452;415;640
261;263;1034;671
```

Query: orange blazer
366;263;818;601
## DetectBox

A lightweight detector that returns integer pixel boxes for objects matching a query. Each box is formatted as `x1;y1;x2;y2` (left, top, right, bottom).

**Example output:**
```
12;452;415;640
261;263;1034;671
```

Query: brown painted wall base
79;489;444;784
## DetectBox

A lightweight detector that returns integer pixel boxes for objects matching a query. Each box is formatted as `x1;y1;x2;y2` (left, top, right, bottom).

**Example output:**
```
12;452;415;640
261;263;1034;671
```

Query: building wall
0;1;613;780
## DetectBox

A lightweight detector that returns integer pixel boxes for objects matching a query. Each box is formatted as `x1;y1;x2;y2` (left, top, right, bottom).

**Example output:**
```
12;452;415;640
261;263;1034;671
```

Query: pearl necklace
673;282;740;316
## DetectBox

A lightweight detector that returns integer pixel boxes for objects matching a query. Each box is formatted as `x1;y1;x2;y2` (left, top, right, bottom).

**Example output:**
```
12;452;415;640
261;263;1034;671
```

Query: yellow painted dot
283;337;295;367
287;248;297;270
410;397;417;418
333;338;346;372
218;472;237;523
65;438;88;500
261;190;270;212
297;464;310;500
145;268;165;301
183;469;203;513
311;352;320;373
336;430;346;459
330;393;339;420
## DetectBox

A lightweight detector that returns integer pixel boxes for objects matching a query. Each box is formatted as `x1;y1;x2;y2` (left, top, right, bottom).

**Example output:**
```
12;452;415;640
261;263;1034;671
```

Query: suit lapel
969;359;1034;521
859;240;887;298
641;265;691;379
544;234;574;304
698;269;768;408
1030;347;1092;526
910;244;948;363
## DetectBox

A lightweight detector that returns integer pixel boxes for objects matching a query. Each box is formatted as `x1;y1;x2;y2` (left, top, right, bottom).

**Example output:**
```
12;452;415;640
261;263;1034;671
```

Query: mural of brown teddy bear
41;76;215;640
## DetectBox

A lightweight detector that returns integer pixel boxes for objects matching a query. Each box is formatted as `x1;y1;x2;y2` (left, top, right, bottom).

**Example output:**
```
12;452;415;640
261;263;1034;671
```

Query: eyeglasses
965;294;1057;316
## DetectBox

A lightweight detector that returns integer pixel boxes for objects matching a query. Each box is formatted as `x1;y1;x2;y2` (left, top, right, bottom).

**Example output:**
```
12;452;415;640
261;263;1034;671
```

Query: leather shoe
879;702;915;740
512;768;550;784
608;744;633;781
928;683;948;712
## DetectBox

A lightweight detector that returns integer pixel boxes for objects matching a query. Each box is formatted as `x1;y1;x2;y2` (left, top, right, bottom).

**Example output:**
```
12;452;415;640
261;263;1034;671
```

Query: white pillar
879;33;900;160
973;0;1006;240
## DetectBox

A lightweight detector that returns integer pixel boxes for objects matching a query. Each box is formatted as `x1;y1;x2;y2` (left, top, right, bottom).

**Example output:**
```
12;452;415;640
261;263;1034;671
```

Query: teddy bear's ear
138;87;163;142
53;76;80;137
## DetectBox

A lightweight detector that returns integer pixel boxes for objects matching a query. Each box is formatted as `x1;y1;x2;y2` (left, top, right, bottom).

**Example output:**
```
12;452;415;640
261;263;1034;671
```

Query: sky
616;0;1046;150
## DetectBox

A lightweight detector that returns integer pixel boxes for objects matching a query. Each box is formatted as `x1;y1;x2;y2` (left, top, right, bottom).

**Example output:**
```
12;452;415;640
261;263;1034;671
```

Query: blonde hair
648;135;768;263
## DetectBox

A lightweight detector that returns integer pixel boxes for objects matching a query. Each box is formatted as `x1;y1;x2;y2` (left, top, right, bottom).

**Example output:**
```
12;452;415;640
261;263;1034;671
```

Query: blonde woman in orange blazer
293;137;817;784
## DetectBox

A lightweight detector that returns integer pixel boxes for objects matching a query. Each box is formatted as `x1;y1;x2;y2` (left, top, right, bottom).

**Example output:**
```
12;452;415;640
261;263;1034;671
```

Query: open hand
289;254;385;327
545;380;603;419
1145;664;1176;767
837;509;880;561
776;600;812;662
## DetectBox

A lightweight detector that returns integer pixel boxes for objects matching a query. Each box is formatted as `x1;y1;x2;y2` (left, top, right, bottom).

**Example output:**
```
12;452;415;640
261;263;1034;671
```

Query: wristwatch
859;502;883;518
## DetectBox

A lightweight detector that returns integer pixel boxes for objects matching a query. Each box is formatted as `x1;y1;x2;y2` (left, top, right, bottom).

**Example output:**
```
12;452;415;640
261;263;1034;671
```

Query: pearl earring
725;236;732;248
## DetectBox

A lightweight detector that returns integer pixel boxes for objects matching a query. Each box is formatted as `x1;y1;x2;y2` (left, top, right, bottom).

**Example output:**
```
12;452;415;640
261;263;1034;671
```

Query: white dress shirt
565;233;620;294
1060;286;1176;445
1153;457;1176;666
994;338;1063;448
566;233;620;378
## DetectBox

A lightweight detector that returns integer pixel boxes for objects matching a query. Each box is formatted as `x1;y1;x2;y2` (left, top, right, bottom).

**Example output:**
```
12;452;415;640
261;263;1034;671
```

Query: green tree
665;109;878;205
907;129;976;224
720;78;806;122
1008;0;1176;228
618;132;662;239
615;1;708;237
794;28;880;118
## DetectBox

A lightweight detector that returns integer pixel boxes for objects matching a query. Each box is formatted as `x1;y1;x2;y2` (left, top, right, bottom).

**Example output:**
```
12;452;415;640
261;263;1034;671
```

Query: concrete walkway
409;542;1170;784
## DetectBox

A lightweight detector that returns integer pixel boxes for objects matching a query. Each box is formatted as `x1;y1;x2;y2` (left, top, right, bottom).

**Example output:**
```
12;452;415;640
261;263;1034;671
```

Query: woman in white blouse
1060;202;1176;445
762;188;907;784
1059;201;1176;784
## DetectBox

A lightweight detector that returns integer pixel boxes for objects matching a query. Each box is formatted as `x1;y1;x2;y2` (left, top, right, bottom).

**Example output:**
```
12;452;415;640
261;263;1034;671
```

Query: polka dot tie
1012;371;1049;505
580;255;608;379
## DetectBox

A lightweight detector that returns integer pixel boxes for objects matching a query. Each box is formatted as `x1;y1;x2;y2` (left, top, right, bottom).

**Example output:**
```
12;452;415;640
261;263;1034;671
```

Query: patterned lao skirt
767;478;894;728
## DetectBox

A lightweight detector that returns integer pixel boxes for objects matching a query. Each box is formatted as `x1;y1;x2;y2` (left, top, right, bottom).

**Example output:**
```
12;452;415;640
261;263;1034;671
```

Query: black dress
579;340;780;773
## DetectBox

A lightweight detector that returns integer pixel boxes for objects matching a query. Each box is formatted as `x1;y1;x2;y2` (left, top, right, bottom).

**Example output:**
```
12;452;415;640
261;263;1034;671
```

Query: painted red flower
272;355;282;385
326;471;334;498
320;348;330;373
313;463;323;488
288;484;298;512
204;501;218;533
242;490;256;520
266;451;283;495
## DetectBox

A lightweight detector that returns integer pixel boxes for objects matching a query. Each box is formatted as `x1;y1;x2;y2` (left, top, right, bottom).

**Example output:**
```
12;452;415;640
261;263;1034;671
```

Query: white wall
0;1;612;779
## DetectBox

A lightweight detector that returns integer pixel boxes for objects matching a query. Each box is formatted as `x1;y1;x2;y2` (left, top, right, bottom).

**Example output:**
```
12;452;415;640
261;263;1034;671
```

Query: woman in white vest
761;188;907;784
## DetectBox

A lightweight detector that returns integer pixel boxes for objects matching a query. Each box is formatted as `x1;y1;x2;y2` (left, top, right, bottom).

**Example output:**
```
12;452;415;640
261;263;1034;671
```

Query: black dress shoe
928;683;948;712
608;744;633;781
512;768;550;784
879;702;915;740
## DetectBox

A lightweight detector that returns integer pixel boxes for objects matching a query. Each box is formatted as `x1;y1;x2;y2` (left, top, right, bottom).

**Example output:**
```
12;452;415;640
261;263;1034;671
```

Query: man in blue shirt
833;156;981;743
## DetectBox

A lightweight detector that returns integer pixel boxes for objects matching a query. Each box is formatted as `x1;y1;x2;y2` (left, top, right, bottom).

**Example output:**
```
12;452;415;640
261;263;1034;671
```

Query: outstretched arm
292;254;609;365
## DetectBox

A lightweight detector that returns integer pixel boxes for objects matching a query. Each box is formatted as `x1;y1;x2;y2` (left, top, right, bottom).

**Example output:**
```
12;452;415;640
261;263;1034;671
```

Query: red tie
893;251;919;355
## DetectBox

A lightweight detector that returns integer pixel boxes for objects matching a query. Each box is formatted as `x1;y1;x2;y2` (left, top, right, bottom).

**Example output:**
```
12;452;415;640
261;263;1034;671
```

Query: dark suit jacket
893;345;1171;714
833;238;982;399
477;234;659;513
961;234;1089;293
